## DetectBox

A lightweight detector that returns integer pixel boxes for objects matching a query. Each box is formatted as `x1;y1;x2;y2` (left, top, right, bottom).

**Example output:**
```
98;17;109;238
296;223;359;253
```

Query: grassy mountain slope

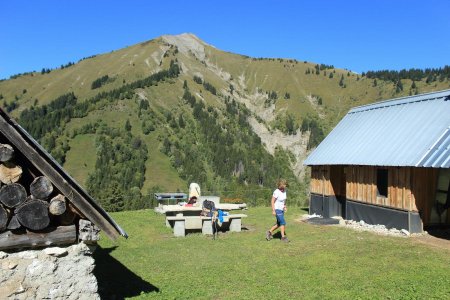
0;33;449;209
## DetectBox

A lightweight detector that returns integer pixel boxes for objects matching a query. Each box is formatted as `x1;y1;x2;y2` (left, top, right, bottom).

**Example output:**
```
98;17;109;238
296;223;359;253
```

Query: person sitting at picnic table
185;196;197;206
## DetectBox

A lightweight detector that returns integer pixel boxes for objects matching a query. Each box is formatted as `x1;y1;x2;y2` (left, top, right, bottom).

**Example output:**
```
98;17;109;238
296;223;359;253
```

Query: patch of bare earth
412;229;450;251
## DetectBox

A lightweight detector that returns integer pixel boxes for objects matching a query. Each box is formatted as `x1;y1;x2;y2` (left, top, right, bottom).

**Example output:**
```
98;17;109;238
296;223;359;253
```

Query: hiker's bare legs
280;225;285;237
270;224;278;234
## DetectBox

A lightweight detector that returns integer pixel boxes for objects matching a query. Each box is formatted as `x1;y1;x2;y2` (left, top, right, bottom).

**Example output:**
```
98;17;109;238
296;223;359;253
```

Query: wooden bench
166;214;247;237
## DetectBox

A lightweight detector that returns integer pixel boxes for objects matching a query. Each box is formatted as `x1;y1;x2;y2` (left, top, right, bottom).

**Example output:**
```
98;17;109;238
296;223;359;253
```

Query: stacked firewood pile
0;143;78;232
0;143;95;250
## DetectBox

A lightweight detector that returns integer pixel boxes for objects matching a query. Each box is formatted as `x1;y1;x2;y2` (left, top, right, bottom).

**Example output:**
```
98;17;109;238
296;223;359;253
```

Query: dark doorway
330;165;346;218
376;169;388;197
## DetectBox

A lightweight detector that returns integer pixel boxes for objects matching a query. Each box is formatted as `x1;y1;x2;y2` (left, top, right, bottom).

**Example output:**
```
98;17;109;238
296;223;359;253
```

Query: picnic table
158;203;247;214
157;203;247;237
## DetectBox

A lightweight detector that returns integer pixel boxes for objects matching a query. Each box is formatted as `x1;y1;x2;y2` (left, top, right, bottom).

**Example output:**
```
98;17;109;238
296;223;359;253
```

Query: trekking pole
215;218;218;240
212;213;219;240
211;215;215;240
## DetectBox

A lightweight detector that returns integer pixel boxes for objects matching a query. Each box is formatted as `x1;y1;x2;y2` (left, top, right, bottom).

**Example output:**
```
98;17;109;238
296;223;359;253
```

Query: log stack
0;143;95;250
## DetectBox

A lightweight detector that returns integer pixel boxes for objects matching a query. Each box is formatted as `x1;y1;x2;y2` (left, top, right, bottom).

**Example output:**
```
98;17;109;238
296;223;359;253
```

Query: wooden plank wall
310;166;332;196
346;166;415;211
310;165;345;197
345;166;440;224
386;167;413;211
346;166;378;206
330;165;346;197
311;165;441;225
410;167;439;225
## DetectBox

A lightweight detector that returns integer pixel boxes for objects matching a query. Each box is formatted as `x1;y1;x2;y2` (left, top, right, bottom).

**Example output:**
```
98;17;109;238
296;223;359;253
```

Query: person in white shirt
266;179;289;242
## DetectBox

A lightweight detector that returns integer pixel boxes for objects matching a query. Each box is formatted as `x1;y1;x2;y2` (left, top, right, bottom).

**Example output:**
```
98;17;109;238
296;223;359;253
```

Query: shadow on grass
425;226;450;240
299;207;309;213
272;231;283;239
94;246;159;299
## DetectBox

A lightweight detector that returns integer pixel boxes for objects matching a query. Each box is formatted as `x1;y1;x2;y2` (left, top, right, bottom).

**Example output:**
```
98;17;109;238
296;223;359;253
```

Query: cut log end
49;194;67;216
30;176;53;200
0;162;22;184
0;183;27;208
16;200;50;231
0;144;14;162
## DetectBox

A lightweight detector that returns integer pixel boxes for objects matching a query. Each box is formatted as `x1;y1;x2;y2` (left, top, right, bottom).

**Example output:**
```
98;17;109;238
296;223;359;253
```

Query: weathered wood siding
311;165;442;225
346;166;378;206
311;166;329;195
345;166;438;214
310;165;345;197
410;167;439;225
346;166;413;210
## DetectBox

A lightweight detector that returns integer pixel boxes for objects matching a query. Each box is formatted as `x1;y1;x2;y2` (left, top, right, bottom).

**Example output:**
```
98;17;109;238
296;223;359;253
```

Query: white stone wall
0;243;99;300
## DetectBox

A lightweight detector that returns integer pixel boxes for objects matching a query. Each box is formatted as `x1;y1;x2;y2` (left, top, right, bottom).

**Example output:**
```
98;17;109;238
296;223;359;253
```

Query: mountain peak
161;33;209;60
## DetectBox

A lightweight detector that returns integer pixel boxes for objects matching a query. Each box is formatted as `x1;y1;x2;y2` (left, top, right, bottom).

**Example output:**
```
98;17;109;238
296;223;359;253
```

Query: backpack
201;200;216;217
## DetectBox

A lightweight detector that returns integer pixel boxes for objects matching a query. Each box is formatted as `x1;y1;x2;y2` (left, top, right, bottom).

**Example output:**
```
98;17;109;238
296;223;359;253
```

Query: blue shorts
275;209;286;226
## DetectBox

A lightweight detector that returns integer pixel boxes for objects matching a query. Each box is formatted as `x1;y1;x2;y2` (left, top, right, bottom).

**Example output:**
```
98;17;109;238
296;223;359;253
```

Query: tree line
363;65;450;83
19;60;181;140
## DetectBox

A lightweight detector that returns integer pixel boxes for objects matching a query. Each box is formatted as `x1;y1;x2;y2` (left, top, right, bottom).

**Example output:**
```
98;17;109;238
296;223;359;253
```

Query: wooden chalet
0;108;127;250
304;90;450;233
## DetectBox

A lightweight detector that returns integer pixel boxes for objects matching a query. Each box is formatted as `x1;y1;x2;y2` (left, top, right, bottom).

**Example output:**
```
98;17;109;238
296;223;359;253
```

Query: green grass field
95;207;450;299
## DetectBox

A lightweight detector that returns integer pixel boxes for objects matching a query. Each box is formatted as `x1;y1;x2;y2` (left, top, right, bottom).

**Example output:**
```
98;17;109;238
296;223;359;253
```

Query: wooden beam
0;225;76;251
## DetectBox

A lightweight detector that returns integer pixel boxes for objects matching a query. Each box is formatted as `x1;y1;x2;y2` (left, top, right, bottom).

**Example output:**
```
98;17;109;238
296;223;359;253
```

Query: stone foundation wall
0;243;99;300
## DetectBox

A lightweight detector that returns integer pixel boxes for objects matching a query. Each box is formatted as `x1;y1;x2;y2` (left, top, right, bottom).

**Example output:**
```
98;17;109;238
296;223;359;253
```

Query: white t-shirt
273;188;287;210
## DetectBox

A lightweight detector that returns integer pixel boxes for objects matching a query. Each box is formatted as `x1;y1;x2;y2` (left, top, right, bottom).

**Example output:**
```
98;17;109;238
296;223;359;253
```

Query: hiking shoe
281;236;290;243
266;231;272;241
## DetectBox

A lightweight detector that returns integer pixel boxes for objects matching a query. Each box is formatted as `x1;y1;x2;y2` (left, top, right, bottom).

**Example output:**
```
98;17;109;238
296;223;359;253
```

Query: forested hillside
0;33;449;211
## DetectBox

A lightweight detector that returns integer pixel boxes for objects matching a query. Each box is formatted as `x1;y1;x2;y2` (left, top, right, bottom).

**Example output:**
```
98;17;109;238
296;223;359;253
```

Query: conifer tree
395;79;403;93
339;75;344;87
178;115;185;128
125;119;132;131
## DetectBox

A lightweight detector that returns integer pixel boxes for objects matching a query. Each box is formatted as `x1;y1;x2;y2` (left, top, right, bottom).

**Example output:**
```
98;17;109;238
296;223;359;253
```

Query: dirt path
412;229;450;251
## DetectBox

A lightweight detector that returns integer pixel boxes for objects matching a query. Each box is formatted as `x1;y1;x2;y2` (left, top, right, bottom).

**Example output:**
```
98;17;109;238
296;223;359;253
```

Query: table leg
229;218;242;232
202;219;213;235
173;220;185;237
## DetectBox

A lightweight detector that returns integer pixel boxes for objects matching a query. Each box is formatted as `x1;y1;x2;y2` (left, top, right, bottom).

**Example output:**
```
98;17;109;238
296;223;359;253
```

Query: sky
1;0;449;79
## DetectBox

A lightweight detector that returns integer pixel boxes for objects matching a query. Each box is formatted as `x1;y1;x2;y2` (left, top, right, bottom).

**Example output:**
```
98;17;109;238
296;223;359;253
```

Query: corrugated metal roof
304;89;450;168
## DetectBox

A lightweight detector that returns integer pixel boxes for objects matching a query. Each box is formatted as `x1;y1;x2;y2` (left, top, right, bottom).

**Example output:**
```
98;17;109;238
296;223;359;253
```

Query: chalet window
376;169;388;197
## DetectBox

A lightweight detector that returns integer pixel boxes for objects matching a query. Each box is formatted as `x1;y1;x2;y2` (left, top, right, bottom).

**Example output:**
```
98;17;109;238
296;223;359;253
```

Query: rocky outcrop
160;33;313;180
0;243;99;300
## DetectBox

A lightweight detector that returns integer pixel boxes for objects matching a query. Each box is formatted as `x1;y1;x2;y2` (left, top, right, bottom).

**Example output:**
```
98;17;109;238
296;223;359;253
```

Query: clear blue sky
1;0;449;79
